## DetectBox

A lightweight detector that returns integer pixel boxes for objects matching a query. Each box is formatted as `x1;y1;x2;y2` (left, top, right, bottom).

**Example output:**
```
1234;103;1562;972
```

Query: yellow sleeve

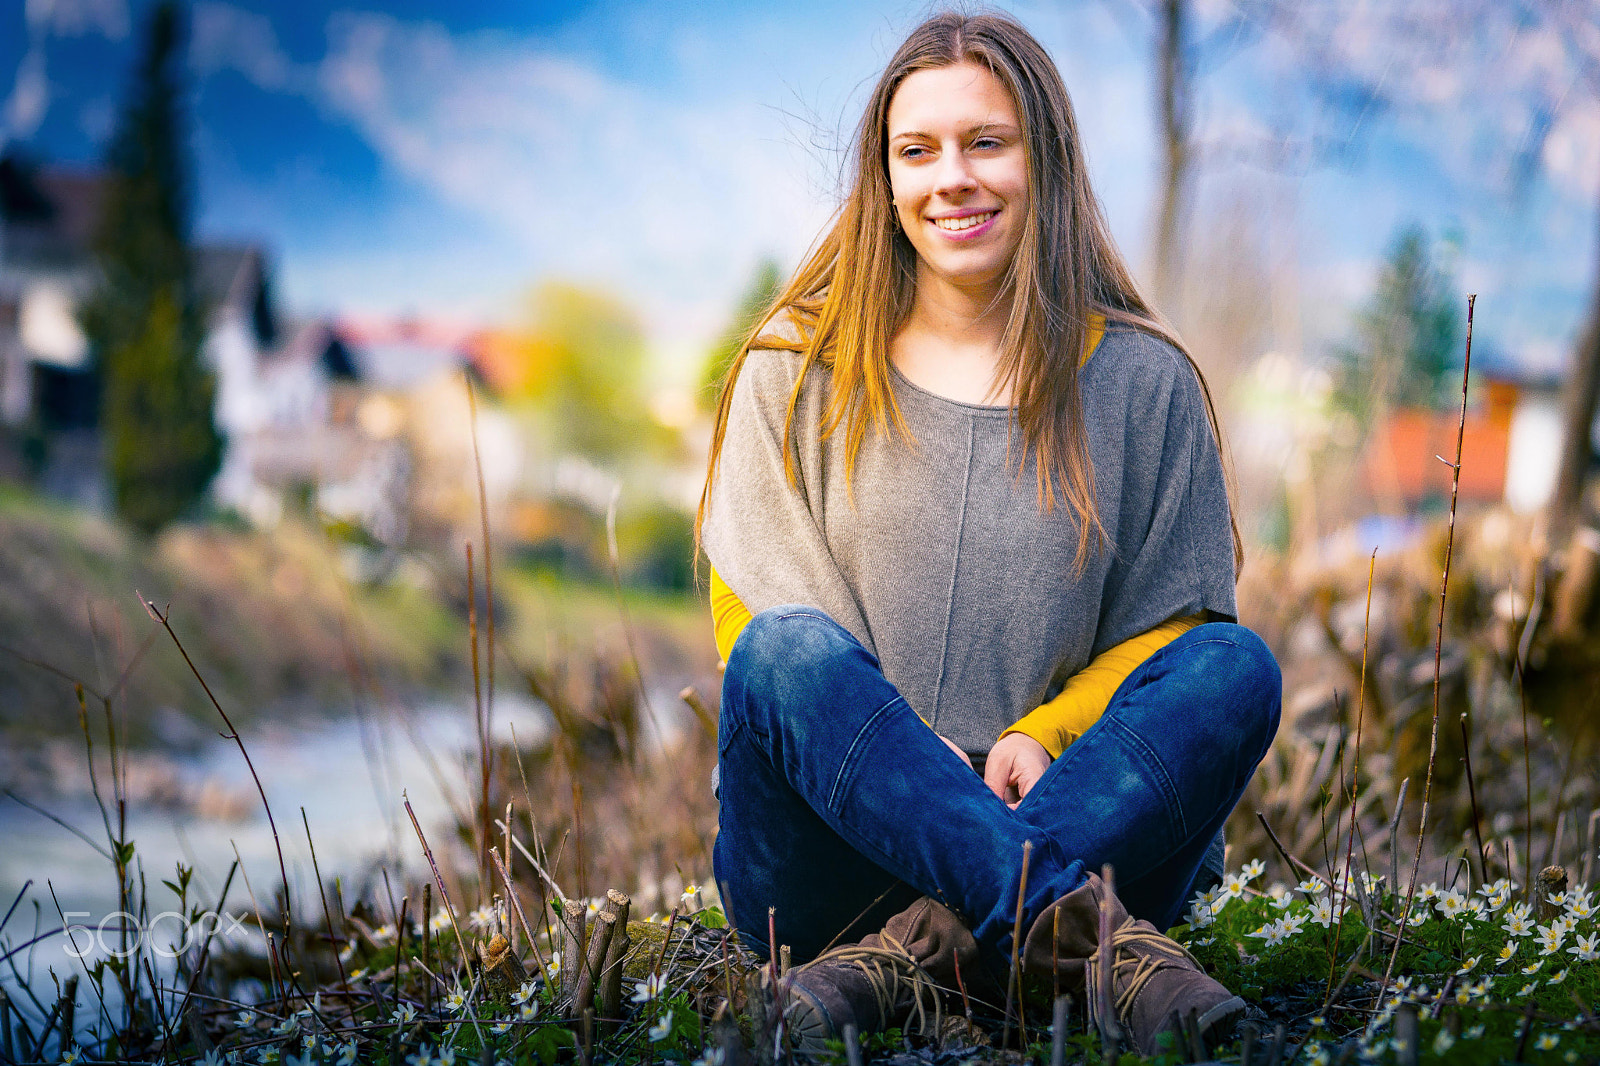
710;566;753;664
1002;615;1204;759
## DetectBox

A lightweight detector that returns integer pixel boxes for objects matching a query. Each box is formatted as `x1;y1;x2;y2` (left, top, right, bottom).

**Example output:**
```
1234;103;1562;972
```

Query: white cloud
191;2;308;92
3;48;50;141
312;12;839;357
1543;107;1600;201
23;0;128;40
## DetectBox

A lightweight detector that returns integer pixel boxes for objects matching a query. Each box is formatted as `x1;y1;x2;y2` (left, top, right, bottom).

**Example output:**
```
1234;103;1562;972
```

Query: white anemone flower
649;1010;675;1042
1309;896;1336;928
1536;925;1566;956
1569;933;1600;962
632;973;668;1003
1248;920;1286;948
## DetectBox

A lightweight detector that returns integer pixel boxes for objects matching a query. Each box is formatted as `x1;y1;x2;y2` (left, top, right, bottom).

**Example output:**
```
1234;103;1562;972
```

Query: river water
0;687;691;1047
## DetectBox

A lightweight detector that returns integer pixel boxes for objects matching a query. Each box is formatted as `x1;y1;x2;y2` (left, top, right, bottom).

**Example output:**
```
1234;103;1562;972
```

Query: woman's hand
937;733;974;770
984;732;1051;807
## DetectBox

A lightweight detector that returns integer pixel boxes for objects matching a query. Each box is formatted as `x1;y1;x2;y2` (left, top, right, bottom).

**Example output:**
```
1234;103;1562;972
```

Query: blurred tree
1149;0;1194;321
699;258;782;409
510;282;655;460
1334;225;1460;427
79;1;220;535
1104;1;1265;324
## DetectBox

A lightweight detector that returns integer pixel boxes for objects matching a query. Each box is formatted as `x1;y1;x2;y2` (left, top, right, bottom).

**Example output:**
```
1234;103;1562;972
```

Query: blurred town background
3;0;1600;939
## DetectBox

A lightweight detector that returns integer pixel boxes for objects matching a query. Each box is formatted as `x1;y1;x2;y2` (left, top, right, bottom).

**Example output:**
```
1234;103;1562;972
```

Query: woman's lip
927;209;1000;241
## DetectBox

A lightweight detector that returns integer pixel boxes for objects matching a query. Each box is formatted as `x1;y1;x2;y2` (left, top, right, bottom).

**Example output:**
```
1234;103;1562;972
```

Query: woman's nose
931;151;978;197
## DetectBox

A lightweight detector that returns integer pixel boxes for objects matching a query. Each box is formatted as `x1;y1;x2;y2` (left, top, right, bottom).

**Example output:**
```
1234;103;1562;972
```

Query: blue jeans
712;606;1281;966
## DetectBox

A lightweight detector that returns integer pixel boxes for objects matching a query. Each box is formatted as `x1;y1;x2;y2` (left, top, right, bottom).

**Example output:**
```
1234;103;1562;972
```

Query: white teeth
932;211;996;231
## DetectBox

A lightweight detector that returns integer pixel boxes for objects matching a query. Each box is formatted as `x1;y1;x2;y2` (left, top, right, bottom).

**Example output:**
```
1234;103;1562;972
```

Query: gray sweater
702;327;1237;755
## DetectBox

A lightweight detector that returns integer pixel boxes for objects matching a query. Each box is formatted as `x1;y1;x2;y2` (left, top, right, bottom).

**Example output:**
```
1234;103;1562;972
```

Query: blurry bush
507;498;695;593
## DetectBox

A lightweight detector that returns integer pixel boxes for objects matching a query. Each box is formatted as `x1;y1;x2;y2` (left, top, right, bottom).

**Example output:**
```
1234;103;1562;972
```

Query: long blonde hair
697;11;1241;575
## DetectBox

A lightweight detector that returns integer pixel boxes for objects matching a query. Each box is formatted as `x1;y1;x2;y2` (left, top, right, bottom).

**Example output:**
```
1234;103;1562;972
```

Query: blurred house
1360;368;1564;516
0;154;277;506
204;312;523;551
0;153;520;549
0;157;104;496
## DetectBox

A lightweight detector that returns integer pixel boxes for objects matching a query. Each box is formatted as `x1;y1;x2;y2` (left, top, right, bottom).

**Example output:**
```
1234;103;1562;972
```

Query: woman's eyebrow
889;122;1019;144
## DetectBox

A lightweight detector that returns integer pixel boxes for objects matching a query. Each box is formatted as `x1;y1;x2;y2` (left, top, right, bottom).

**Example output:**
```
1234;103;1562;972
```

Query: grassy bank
0;484;717;749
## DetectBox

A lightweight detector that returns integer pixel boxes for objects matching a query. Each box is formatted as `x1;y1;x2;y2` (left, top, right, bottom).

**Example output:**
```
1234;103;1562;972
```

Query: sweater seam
928;416;974;729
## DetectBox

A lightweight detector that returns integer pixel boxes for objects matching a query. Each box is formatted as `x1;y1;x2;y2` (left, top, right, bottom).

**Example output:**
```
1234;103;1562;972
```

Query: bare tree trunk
1151;0;1192;322
1551;191;1600;546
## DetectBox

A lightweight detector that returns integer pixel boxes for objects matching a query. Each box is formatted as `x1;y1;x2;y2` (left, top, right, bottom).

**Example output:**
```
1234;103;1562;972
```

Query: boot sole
785;985;842;1057
1197;995;1247;1046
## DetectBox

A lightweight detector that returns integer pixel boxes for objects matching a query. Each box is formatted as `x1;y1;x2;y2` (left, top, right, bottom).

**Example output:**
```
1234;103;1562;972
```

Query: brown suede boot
783;897;980;1054
1020;873;1244;1057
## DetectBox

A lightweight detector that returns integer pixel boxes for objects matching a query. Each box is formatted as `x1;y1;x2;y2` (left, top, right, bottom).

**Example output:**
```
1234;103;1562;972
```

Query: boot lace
1082;916;1202;1032
788;935;943;1037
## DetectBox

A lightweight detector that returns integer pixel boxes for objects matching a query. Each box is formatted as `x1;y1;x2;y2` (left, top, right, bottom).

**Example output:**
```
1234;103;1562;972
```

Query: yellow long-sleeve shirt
710;567;1200;758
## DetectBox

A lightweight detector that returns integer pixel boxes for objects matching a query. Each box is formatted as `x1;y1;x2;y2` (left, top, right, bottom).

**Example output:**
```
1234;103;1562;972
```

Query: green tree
699;258;782;410
80;1;221;535
1334;225;1460;428
519;282;654;460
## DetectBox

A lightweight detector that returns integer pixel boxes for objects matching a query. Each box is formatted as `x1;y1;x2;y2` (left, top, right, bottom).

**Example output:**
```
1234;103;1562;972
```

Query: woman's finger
1015;758;1046;800
983;749;1013;799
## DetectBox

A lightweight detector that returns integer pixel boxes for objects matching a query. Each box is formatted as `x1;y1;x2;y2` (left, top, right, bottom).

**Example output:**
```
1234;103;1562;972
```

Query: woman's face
886;61;1029;297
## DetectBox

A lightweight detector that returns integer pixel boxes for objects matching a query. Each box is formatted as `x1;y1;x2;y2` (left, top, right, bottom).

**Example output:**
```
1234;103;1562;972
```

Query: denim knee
723;605;864;734
1181;623;1282;758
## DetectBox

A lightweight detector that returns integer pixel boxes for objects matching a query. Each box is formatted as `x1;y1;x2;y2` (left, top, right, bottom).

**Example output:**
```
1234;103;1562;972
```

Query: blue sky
3;0;1597;382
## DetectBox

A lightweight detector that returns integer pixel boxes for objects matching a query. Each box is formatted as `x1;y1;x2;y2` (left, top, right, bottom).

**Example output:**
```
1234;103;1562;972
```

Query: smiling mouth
931;211;997;231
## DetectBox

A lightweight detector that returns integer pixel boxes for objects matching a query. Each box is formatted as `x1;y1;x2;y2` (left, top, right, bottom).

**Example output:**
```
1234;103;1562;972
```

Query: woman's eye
973;136;1002;150
900;145;929;159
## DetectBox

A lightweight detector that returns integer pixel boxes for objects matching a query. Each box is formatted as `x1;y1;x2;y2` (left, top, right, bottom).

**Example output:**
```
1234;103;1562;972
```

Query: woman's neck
891;271;1016;406
905;266;1013;341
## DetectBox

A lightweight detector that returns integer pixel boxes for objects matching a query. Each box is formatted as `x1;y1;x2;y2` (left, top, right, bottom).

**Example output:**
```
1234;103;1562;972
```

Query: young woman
695;12;1280;1055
